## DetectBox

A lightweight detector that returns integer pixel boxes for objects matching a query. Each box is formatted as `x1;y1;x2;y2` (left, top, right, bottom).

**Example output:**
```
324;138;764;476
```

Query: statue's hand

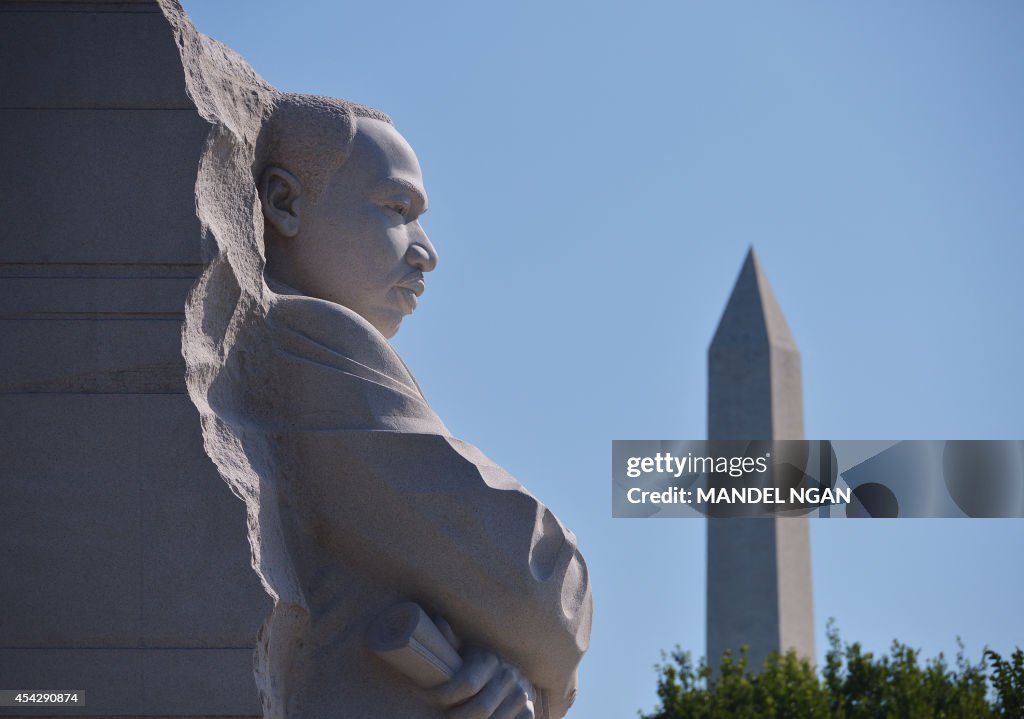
426;646;536;719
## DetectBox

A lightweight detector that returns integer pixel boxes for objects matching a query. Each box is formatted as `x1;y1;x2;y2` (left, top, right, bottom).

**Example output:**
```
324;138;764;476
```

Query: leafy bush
642;622;1023;719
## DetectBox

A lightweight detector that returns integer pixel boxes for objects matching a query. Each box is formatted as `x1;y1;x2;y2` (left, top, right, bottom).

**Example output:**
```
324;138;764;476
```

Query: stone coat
211;289;592;719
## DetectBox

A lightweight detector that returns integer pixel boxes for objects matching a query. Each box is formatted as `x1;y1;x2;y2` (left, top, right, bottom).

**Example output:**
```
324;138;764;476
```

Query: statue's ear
259;166;302;238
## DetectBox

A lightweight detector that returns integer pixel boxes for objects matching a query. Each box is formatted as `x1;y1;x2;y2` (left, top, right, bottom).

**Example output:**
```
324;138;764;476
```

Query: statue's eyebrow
375;177;428;215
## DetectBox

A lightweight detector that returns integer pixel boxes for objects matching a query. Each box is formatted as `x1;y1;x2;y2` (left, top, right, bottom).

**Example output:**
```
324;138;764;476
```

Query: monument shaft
706;249;815;671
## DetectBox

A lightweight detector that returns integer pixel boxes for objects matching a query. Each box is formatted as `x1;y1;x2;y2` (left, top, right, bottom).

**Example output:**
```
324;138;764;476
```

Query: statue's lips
394;275;425;313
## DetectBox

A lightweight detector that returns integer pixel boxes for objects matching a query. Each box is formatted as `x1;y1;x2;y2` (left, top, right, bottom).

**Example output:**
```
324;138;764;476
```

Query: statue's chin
370;306;410;340
376;317;403;340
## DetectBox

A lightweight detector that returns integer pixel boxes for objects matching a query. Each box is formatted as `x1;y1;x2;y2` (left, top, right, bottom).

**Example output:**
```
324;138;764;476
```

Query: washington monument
706;248;816;670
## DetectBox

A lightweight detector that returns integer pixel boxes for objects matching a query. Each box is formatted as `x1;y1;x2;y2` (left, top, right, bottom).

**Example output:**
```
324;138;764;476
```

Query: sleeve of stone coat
221;298;591;718
270;429;591;718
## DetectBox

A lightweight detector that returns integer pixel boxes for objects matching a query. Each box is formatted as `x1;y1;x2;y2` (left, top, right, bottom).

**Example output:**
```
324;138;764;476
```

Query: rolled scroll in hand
366;602;463;688
367;602;540;718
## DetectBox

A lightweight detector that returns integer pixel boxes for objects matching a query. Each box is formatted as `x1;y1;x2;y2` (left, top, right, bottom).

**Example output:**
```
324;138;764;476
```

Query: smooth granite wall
0;1;269;715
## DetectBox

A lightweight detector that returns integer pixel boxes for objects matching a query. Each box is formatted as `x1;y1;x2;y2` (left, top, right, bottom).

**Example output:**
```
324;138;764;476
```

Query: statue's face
267;118;437;338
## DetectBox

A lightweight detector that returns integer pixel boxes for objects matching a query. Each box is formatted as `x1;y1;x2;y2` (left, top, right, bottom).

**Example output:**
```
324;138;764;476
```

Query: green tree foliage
643;622;1023;719
986;647;1024;718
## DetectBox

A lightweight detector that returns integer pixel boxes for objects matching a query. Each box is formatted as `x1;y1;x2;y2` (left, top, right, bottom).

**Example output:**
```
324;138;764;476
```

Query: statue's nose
405;229;438;273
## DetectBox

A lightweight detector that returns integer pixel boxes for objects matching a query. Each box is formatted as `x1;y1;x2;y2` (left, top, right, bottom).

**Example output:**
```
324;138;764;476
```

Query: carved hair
254;93;393;204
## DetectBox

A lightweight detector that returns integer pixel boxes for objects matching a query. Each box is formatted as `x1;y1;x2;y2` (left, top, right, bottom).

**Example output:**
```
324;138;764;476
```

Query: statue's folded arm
271;428;590;713
221;295;591;718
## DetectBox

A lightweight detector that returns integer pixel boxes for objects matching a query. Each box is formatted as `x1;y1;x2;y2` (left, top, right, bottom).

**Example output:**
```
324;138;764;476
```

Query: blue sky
180;2;1024;716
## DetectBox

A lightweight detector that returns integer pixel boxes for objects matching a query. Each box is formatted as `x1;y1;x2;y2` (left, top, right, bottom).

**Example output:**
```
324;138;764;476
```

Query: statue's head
255;93;437;338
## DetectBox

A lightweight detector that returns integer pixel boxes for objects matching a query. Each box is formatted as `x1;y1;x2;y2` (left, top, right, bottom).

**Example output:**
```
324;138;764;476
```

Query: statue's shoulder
263;290;424;397
265;292;386;354
266;291;370;334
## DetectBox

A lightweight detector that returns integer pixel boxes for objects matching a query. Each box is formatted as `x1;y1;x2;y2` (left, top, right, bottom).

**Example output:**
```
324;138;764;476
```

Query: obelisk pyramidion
706;247;815;671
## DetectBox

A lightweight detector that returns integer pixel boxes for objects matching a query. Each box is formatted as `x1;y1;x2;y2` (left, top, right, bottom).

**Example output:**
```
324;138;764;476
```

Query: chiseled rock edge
157;3;300;716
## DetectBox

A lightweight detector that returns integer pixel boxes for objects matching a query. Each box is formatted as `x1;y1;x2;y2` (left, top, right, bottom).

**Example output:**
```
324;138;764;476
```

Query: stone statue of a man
190;90;592;719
